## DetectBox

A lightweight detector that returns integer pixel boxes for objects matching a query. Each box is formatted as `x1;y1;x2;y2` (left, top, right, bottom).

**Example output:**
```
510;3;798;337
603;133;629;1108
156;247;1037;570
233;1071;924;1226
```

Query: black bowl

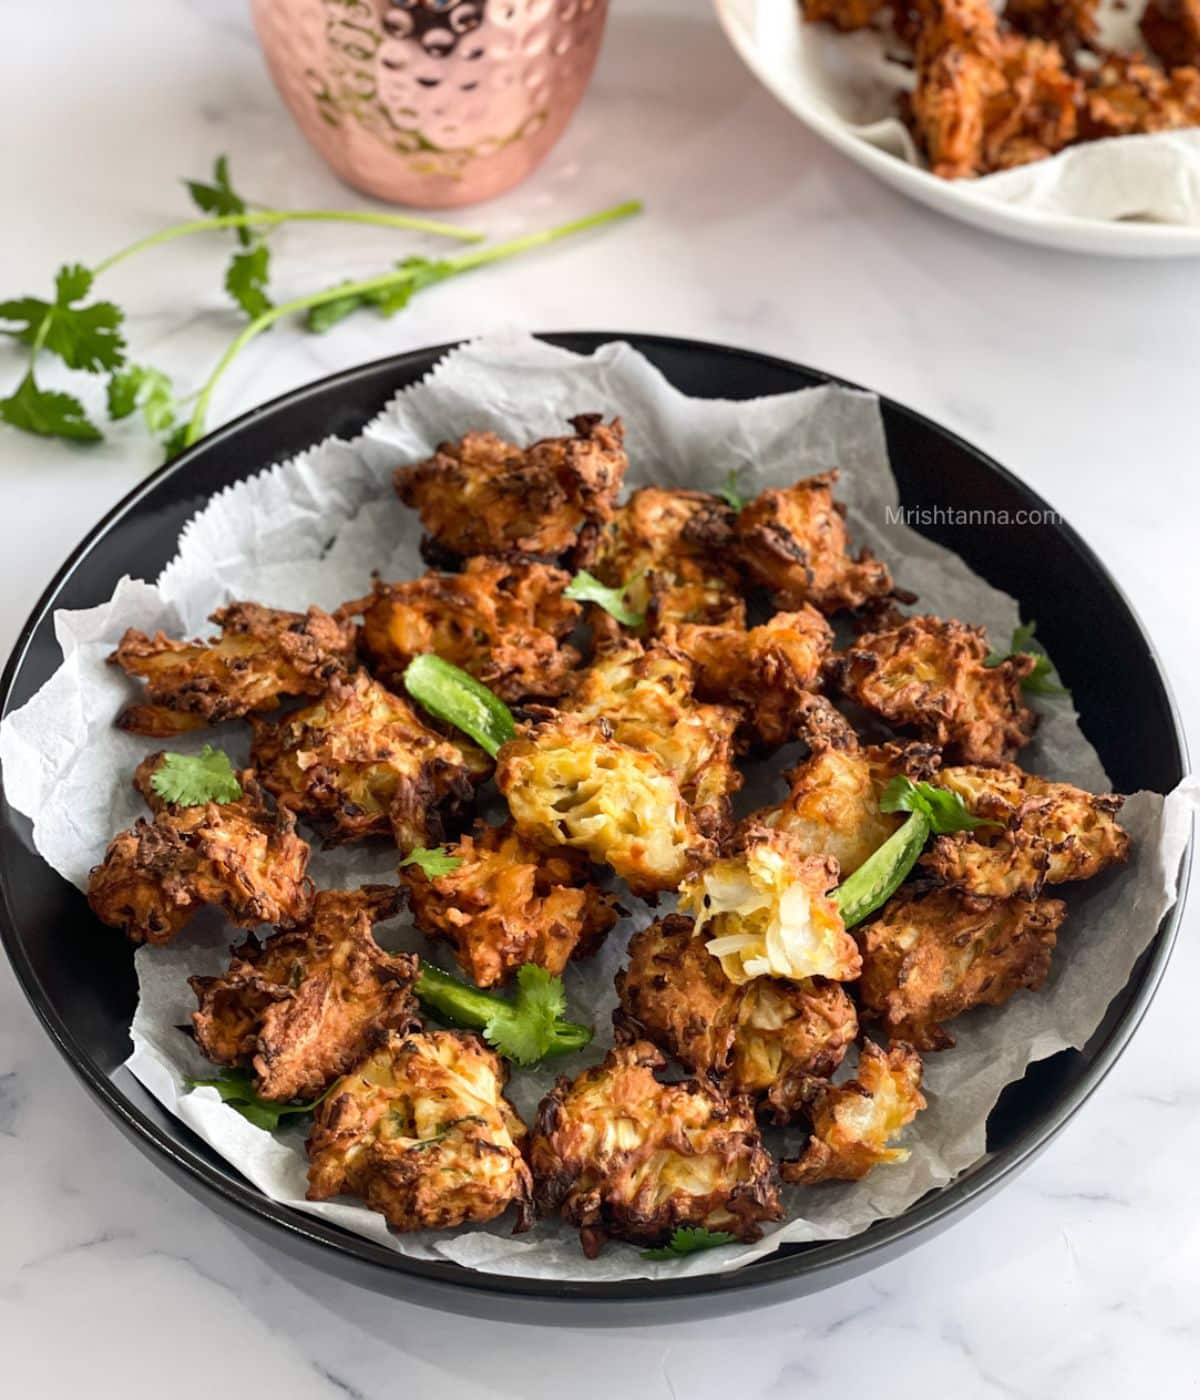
0;334;1190;1324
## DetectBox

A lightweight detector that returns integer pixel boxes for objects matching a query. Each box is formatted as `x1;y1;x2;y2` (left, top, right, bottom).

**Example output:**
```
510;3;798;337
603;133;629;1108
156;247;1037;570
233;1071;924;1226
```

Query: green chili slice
403;654;517;758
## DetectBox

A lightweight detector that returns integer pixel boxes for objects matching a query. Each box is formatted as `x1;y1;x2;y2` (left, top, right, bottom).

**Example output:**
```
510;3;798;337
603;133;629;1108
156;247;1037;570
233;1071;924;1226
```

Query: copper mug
250;0;609;207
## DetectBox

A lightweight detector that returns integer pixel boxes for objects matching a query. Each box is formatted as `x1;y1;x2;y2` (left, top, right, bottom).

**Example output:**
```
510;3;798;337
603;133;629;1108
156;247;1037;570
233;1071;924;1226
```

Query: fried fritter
401;820;622;987
190;886;419;1100
562;641;743;840
922;763;1130;898
109;602;356;737
348;557;581;703
802;0;887;31
496;711;714;898
734;471;894;614
1141;0;1200;69
661;606;834;748
394;415;627;563
250;668;489;850
615;914;858;1122
584;487;745;633
87;755;314;944
781;1041;926;1185
529;1040;782;1257
859;887;1065;1049
832;614;1037;763
306;1029;533;1232
1005;0;1098;53
678;826;860;985
1081;53;1200;137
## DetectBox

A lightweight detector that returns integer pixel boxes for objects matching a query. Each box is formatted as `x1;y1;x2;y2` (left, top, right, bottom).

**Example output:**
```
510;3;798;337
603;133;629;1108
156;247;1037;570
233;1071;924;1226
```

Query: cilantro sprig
564;569;646;628
879;775;1002;835
642;1227;736;1260
150;746;242;807
400;845;464;879
184;1067;330;1131
719;468;747;512
986;620;1069;698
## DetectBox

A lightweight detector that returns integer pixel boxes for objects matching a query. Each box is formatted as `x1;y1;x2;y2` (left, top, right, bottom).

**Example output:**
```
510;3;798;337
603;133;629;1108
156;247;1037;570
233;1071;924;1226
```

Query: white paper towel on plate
1;332;1194;1283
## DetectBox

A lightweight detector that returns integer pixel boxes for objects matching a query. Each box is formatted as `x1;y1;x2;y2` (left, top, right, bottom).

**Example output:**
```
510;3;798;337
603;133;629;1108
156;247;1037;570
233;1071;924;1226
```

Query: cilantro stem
93;210;482;276
182;198;643;447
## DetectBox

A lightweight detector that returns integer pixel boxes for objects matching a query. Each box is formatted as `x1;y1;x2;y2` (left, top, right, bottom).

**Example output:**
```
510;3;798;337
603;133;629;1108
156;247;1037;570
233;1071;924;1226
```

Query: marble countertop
2;0;1198;1393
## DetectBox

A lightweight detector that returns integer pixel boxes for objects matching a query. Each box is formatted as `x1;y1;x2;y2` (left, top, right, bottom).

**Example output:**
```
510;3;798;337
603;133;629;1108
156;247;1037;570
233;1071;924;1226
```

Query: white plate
714;0;1200;258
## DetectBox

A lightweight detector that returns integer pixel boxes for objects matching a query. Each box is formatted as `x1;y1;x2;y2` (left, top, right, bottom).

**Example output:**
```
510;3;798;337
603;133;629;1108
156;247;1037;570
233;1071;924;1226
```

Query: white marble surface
2;0;1198;1393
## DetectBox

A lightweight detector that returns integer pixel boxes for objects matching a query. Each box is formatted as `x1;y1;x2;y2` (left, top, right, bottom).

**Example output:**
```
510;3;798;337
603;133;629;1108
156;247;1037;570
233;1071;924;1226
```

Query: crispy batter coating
802;0;887;30
832;614;1037;763
1140;0;1200;69
922;763;1130;898
859;887;1065;1049
401;820;622;987
1081;53;1200;137
661;606;834;748
190;886;419;1100
394;415;627;563
584;487;746;633
734;471;894;614
562;641;743;840
250;669;488;850
306;1029;533;1232
348;557;581;703
87;755;313;945
529;1040;782;1256
1005;0;1099;53
749;741;941;878
908;0;1081;179
615;914;858;1122
496;711;714;898
781;1041;926;1185
108;602;356;736
678;826;860;986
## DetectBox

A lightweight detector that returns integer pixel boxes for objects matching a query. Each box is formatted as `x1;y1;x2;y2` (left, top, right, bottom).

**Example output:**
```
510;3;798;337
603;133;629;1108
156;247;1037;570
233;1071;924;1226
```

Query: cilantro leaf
719;468;746;512
564;569;645;628
186;154;253;246
0;265;124;372
642;1227;736;1260
185;1067;328;1131
0;372;102;443
162;421;191;461
107;363;178;439
304;257;454;333
399;845;464;879
226;245;273;319
483;964;571;1067
986;620;1069;698
150;746;242;806
880;775;1001;835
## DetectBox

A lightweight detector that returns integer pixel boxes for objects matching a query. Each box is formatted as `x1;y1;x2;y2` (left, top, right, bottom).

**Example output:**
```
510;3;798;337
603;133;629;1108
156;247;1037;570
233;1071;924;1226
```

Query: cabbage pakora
678;826;860;985
529;1040;782;1256
109;602;356;737
348;557;581;703
1081;53;1200;139
496;710;714;898
859;887;1066;1050
401;820;622;987
781;1041;926;1185
250;668;489;849
922;763;1130;898
615;913;858;1122
394;414;627;563
734;471;894;614
190;886;419;1100
832;614;1037;763
583;486;745;634
562;641;743;840
306;1029;533;1232
87;754;314;945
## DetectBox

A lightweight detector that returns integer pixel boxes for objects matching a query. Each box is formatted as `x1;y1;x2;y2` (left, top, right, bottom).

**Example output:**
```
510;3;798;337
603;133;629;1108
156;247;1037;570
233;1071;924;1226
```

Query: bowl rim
0;331;1192;1306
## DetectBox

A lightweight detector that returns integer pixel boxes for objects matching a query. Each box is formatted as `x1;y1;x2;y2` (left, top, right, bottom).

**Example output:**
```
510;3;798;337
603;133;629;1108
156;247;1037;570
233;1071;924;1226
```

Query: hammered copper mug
250;0;609;207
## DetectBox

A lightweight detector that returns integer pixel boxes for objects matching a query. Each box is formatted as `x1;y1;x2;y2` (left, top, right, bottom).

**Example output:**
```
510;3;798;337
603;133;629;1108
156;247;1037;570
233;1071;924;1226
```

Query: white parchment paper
1;332;1194;1283
731;0;1200;227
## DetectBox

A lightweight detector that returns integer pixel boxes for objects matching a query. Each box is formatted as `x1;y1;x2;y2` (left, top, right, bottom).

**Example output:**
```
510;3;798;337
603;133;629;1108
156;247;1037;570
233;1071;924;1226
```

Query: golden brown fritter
190;886;419;1101
87;756;314;945
661;606;834;749
1141;0;1200;69
109;602;356;737
749;741;941;878
859;887;1065;1050
615;914;858;1122
832;614;1037;764
922;763;1130;898
802;0;887;30
562;641;743;840
496;711;714;898
347;557;581;703
678;826;860;986
583;487;745;634
306;1029;533;1232
1081;53;1200;138
781;1041;926;1185
401;820;622;988
250;668;489;850
529;1040;782;1257
1005;0;1098;53
734;471;894;614
394;415;627;563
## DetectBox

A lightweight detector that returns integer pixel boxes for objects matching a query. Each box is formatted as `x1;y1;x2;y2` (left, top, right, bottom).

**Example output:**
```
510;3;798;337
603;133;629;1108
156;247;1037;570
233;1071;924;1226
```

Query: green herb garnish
184;1067;330;1131
986;620;1069;697
150;746;242;807
399;845;464;879
564;569;646;628
642;1227;737;1260
718;468;747;512
403;654;517;759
